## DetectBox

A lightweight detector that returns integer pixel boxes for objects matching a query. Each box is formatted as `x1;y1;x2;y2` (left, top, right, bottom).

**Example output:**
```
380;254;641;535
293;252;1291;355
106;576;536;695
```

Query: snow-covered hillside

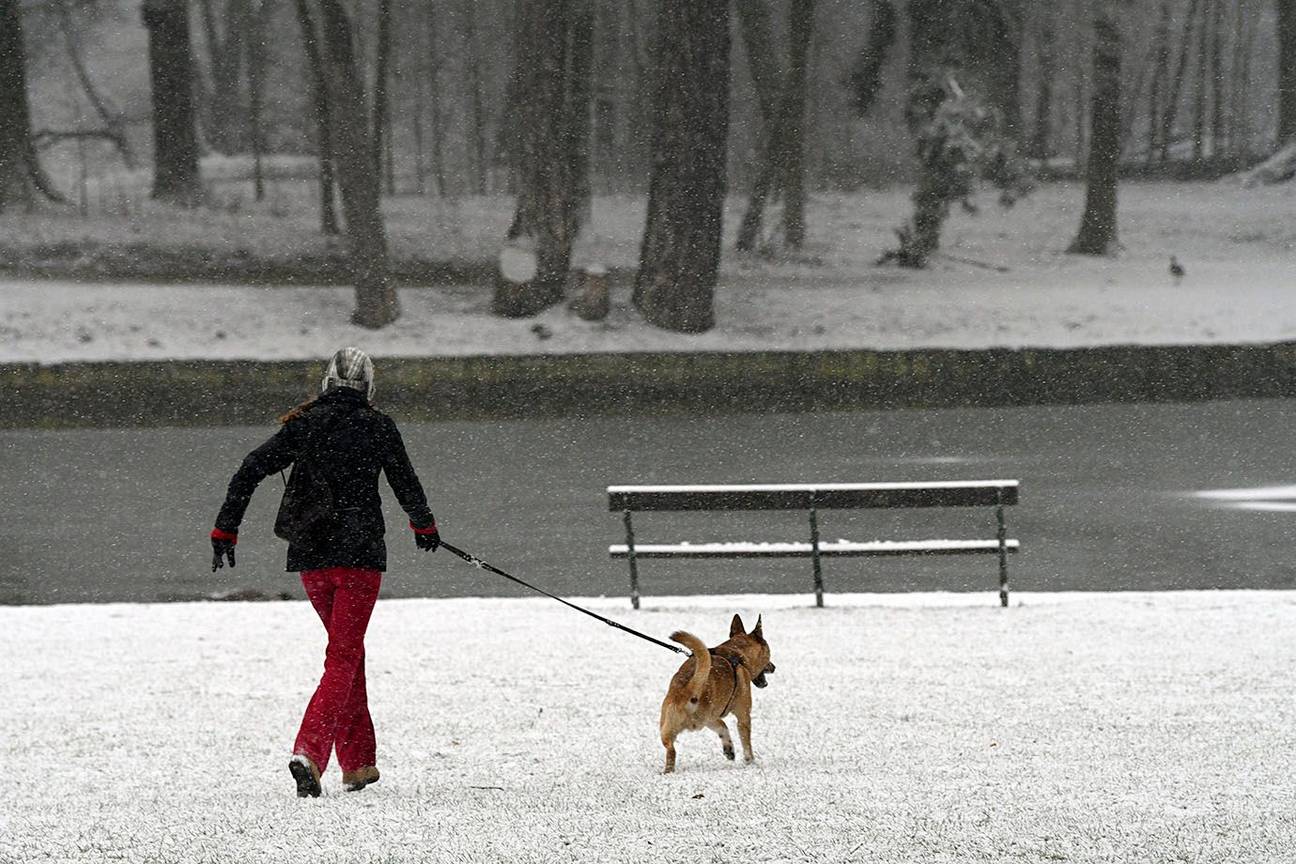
4;181;1294;364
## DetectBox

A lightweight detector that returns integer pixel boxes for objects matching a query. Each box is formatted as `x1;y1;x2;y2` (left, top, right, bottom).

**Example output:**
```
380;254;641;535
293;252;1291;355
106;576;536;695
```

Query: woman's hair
279;396;317;425
280;347;374;424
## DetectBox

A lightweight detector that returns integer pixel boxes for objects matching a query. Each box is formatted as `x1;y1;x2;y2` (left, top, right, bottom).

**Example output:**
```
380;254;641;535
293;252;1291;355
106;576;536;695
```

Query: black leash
439;541;687;656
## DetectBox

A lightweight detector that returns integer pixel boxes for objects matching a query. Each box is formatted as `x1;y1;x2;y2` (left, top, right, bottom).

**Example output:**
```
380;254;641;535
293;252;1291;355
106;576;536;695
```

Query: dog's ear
752;615;764;641
730;613;746;636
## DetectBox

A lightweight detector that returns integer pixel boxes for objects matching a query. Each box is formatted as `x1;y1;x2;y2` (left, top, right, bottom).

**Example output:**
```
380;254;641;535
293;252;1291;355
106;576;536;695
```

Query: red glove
211;528;238;572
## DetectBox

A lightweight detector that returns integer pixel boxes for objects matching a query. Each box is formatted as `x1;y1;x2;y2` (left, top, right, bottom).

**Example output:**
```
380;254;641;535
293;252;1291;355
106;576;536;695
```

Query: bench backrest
607;481;1019;512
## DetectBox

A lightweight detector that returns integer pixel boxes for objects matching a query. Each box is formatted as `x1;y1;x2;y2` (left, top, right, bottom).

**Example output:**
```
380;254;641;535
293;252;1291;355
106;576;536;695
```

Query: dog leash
439;541;688;656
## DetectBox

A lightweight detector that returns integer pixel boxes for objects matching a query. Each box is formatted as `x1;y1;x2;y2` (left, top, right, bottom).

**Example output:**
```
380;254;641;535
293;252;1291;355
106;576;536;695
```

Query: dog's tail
670;631;710;701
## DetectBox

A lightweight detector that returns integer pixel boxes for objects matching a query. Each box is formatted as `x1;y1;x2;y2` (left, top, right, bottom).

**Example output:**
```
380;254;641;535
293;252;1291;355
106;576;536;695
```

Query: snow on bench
608;481;1020;608
609;539;1023;557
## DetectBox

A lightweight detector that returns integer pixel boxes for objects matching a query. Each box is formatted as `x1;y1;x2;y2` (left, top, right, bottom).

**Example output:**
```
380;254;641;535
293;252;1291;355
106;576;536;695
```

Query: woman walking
210;347;440;798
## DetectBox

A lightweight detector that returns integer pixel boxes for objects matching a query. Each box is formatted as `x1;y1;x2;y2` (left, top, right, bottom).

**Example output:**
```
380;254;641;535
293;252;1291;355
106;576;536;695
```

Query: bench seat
610;538;1021;558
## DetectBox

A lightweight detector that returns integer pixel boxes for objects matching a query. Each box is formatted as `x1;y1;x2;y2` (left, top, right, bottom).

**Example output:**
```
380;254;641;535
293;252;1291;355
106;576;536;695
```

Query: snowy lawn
2;590;1293;863
3;180;1296;363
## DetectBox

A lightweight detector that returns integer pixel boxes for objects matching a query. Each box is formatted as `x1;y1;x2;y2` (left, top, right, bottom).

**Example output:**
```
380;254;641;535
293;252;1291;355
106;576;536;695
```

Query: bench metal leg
809;502;824;608
624;510;640;610
996;500;1009;608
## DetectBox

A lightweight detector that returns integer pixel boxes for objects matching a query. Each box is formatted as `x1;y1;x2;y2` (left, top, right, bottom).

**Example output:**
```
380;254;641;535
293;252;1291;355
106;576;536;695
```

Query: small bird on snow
1169;255;1185;283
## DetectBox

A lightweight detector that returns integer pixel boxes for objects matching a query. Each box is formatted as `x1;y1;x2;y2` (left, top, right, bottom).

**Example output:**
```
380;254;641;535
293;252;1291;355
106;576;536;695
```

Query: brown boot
341;765;380;792
289;754;322;798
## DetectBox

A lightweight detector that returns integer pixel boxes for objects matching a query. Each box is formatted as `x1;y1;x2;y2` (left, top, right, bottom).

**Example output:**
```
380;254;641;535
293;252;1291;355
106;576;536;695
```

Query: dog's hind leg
708;720;735;761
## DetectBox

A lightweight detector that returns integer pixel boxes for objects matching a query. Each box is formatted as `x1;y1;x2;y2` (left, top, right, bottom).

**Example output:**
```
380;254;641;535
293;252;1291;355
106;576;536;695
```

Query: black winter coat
214;386;435;572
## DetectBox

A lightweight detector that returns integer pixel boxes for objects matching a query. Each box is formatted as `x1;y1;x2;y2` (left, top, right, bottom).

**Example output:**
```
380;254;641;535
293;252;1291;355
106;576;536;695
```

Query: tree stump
569;264;610;321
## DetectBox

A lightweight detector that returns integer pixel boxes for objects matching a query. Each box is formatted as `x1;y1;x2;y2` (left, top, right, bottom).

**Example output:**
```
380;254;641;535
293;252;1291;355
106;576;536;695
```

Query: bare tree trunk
412;70;426;195
1120;46;1153;154
624;0;653;184
569;0;594;214
1279;0;1296;142
462;0;488;194
197;0;221;81
780;0;815;248
847;0;897;117
736;0;814;252
1145;0;1171;164
1161;0;1202;161
293;0;339;234
314;0;398;327
634;0;730;333
248;0;272;202
1209;0;1224;158
1073;43;1087;166
735;0;782;125
1239;4;1257;153
733;0;783;250
198;0;251;153
1191;0;1210;161
425;3;448;197
0;0;38;210
195;0;222;143
1028;5;1056;160
804;30;824;192
383;119;396;195
589;1;614;187
1226;0;1247;155
142;0;202;207
1070;0;1122;256
984;1;1022;140
492;0;595;318
372;0;393;192
736;158;778;254
222;0;251;152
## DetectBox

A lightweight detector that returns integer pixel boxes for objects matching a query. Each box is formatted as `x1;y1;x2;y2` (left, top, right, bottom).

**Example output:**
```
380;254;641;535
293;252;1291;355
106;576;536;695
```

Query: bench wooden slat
607;481;1019;512
610;539;1021;558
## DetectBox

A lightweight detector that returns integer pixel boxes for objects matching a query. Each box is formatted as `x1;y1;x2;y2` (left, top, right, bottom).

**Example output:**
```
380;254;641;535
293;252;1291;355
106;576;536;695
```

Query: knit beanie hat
321;346;375;400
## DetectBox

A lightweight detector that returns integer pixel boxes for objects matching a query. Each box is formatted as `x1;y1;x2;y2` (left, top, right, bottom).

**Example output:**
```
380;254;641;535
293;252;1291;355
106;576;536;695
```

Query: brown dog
659;613;775;774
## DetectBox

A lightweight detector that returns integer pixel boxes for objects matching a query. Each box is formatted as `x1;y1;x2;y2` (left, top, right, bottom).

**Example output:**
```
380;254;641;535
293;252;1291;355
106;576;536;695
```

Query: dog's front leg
736;710;755;763
661;733;678;774
708;720;735;761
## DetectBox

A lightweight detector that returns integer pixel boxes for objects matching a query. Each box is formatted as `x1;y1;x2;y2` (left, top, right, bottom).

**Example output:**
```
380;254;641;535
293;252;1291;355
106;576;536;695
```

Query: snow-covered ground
3;181;1295;364
3;590;1293;863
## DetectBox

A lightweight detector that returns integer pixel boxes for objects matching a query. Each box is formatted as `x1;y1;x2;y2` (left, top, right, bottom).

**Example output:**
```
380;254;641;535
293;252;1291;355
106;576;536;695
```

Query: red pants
293;567;382;773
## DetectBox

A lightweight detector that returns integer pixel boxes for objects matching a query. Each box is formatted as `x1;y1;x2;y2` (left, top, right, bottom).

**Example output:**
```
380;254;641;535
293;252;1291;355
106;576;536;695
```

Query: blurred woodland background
3;0;1294;331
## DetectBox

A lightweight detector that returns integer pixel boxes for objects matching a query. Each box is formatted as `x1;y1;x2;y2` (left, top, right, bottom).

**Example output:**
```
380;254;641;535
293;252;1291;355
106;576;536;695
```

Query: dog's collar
710;648;743;670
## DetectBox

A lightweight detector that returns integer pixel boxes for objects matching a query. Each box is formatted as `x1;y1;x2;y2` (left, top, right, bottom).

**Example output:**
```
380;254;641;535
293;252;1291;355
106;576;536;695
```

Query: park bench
608;481;1020;608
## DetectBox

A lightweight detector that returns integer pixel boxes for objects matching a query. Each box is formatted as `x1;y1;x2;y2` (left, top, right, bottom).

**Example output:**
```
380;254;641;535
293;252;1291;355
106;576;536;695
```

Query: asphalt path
4;399;1295;605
